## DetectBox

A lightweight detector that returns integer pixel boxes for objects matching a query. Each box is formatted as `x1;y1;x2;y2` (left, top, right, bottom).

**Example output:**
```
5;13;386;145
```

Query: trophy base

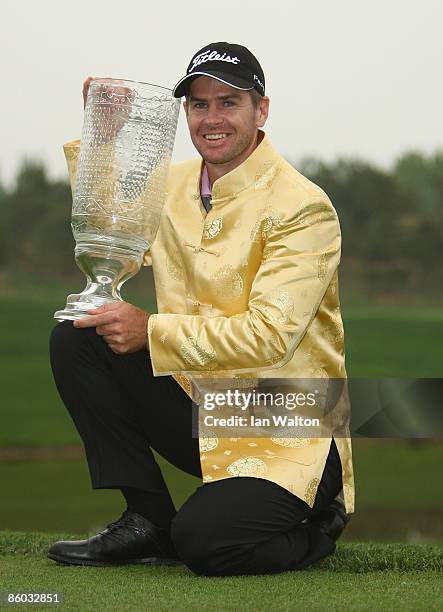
54;293;120;321
54;233;145;322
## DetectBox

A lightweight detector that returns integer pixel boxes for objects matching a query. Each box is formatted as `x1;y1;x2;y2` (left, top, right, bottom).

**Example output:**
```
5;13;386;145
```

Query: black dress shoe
47;510;180;566
307;500;351;542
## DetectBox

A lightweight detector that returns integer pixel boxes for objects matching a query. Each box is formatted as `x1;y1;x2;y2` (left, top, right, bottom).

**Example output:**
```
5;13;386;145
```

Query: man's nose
205;104;224;125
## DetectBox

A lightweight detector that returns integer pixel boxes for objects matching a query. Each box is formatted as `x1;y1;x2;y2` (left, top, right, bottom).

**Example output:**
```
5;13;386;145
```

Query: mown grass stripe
315;541;443;573
1;531;441;573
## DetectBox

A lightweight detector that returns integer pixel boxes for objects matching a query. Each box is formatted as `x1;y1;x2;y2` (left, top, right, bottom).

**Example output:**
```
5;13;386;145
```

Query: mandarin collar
200;131;280;205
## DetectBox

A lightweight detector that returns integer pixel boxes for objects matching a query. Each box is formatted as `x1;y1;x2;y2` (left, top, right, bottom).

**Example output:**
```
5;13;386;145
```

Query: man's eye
223;100;235;107
194;103;206;109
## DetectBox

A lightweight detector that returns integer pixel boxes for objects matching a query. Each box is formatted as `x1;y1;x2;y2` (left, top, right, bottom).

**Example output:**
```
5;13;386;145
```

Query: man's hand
73;302;150;354
82;75;133;139
82;76;96;109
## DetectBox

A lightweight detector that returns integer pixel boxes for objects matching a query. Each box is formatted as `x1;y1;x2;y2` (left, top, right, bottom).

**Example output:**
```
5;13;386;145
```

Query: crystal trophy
54;78;180;320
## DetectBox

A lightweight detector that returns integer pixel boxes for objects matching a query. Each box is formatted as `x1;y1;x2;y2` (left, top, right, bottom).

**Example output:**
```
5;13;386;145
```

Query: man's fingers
73;315;100;328
82;76;96;109
82;76;92;92
95;323;119;336
102;302;126;311
109;345;122;355
88;302;125;314
82;302;124;320
73;313;114;328
85;307;101;315
73;302;126;328
107;341;126;355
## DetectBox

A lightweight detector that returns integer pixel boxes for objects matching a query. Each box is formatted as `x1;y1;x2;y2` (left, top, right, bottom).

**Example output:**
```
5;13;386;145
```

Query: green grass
341;301;443;377
1;531;441;571
0;537;442;611
1;531;442;611
0;454;198;534
344;318;443;377
0;289;157;448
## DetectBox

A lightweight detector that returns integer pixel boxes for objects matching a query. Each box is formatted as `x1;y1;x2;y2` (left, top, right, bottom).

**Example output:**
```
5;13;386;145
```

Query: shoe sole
47;553;182;567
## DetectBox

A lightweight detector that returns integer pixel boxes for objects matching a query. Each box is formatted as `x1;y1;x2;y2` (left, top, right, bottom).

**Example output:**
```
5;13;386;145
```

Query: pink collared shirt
201;164;212;197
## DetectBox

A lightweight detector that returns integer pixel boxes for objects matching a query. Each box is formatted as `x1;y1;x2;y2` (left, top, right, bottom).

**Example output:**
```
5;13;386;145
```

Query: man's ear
183;98;189;116
256;96;270;128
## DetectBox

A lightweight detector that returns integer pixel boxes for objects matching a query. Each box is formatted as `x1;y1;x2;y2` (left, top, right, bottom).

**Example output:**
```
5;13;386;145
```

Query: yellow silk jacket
63;132;354;513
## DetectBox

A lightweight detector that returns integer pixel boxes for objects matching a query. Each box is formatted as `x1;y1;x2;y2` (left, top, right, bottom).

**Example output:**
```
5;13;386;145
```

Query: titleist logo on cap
253;74;264;90
189;49;241;73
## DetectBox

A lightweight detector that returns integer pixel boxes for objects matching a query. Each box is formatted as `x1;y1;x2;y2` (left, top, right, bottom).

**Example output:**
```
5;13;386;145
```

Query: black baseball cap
172;42;265;98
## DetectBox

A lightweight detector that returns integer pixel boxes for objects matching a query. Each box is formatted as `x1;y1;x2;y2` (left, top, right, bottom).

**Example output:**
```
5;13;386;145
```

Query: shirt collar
207;130;280;205
200;164;212;197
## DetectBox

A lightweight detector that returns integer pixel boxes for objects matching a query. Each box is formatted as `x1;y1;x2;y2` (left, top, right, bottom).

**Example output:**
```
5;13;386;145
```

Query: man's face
184;76;269;168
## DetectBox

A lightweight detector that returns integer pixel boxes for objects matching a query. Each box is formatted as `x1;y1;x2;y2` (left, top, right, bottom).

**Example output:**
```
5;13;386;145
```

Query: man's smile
203;133;229;141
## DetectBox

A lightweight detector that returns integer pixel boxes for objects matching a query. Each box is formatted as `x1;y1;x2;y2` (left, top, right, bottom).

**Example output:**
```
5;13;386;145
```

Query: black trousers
49;321;343;576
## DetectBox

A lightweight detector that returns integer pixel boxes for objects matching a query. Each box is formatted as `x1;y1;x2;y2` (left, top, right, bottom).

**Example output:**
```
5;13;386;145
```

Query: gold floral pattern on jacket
180;337;217;368
305;477;321;505
266;289;295;324
270;437;311;448
211;265;244;301
227;456;268;477
165;248;184;281
199;431;219;452
203;216;223;239
250;207;281;242
318;253;329;282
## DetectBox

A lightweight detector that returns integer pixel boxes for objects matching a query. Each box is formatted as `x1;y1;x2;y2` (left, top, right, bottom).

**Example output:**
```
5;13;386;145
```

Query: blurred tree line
299;151;443;299
0;150;442;299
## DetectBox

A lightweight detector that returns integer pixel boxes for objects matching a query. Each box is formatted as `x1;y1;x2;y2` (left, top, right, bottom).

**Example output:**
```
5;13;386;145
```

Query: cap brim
172;70;254;98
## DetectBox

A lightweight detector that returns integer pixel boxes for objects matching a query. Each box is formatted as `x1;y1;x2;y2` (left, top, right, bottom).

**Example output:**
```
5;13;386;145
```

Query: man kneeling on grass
48;42;354;576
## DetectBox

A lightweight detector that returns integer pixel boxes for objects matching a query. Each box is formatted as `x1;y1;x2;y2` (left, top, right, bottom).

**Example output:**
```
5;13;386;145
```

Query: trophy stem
54;235;146;321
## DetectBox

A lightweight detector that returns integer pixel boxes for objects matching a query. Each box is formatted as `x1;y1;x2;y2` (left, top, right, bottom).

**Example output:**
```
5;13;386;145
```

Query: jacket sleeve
62;139;152;267
147;196;341;375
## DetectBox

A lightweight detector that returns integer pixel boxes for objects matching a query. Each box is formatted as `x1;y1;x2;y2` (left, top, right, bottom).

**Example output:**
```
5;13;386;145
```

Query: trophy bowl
54;78;180;320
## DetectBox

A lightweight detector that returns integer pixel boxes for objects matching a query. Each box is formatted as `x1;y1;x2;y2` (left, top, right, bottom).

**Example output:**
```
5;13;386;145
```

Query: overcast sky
1;0;442;186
